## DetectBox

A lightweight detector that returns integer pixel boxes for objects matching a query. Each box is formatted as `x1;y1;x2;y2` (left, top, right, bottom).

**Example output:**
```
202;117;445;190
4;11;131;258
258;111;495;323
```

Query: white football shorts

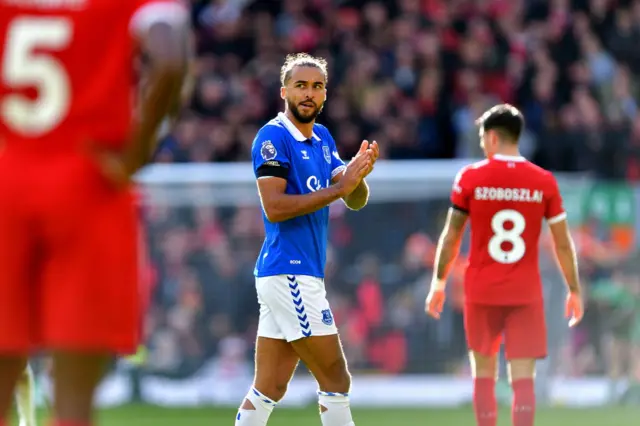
256;275;338;342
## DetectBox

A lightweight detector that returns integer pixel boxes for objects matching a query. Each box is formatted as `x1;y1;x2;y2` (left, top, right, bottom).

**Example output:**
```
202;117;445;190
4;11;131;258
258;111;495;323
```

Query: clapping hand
338;152;371;196
354;140;379;176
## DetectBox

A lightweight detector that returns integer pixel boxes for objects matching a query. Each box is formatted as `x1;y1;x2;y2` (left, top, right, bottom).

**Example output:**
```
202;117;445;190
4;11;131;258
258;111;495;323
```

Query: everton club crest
321;309;333;326
322;146;331;164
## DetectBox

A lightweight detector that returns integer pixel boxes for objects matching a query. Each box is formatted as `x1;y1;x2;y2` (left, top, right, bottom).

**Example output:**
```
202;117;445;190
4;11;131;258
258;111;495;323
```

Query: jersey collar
492;154;526;162
278;112;321;142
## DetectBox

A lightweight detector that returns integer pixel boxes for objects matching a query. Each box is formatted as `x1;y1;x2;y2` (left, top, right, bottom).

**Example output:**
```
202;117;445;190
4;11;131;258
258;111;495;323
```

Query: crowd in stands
159;0;640;179
141;0;640;387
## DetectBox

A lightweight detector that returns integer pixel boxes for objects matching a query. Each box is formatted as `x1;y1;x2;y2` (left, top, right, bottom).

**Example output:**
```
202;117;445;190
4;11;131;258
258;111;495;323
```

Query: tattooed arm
431;207;469;290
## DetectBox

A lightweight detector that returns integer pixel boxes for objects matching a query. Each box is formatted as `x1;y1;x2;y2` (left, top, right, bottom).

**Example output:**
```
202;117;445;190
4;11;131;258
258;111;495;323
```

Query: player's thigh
256;282;287;342
504;301;547;360
464;303;505;359
40;170;140;354
505;302;547;379
254;278;300;399
290;334;350;392
256;275;346;390
253;337;299;400
51;351;111;421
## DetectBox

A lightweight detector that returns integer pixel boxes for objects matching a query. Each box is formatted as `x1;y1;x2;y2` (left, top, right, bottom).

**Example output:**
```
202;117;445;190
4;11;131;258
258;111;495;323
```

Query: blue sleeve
251;126;290;179
326;131;346;179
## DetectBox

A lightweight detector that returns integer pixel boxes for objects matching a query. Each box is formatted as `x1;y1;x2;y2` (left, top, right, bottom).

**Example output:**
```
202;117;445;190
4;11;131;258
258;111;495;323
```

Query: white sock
16;365;36;426
235;387;277;426
318;390;355;426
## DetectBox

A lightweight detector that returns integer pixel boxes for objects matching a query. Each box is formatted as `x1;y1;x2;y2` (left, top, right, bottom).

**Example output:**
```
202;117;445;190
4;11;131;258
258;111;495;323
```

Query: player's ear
280;86;286;100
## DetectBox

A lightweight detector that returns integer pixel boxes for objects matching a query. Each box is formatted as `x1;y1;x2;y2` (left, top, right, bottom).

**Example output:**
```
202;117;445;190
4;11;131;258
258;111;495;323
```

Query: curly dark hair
280;52;328;86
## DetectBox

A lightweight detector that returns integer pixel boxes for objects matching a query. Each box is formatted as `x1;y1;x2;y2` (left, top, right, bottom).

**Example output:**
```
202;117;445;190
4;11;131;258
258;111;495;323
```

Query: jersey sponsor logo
301;150;309;160
290;260;301;265
322;145;331;164
474;187;543;203
263;160;282;167
260;140;277;161
321;309;333;326
306;175;329;193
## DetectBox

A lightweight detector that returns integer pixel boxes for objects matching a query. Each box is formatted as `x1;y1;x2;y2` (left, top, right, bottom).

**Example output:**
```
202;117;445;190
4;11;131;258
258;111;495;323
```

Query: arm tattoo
435;208;468;281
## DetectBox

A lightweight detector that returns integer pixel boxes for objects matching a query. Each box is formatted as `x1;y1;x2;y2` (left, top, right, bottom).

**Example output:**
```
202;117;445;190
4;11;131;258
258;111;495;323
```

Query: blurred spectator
154;0;640;176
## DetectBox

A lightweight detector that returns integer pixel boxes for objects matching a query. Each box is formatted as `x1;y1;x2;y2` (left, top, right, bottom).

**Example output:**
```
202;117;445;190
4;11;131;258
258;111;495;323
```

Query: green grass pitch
28;404;640;426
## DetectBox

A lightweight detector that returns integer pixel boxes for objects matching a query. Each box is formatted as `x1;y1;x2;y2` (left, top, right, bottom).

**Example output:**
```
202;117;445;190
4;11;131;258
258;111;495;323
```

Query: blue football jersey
251;113;346;278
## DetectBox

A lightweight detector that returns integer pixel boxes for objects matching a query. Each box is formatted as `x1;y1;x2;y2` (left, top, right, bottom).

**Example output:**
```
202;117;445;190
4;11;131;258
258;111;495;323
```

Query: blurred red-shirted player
0;0;189;425
425;104;584;426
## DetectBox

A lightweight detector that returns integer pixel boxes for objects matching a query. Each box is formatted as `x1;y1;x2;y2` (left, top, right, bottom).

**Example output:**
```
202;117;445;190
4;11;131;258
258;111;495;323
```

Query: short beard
286;98;324;124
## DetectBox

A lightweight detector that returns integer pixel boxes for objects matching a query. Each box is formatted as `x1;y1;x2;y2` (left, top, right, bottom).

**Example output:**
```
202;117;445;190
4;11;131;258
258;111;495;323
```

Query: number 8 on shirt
451;155;566;359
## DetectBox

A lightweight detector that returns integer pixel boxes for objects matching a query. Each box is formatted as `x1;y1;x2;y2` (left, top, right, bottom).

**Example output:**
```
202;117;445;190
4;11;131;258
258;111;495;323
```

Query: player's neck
492;148;521;159
284;110;315;139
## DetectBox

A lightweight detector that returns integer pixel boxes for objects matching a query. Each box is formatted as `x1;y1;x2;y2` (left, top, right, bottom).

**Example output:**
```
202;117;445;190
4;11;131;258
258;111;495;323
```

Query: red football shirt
450;154;566;305
0;0;186;152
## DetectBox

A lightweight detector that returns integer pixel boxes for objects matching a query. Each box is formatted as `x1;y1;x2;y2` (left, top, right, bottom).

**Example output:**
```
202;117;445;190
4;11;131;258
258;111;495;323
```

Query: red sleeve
545;174;566;224
129;0;188;36
450;166;473;213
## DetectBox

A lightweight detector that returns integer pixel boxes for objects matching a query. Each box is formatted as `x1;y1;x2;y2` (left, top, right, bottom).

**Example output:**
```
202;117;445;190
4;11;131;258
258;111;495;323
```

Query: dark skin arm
93;17;190;185
126;19;190;174
257;177;345;223
330;175;369;211
343;179;369;210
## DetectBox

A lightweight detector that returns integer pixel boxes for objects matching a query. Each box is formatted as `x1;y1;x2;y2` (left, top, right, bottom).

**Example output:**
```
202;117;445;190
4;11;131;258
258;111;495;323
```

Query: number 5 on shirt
1;17;73;136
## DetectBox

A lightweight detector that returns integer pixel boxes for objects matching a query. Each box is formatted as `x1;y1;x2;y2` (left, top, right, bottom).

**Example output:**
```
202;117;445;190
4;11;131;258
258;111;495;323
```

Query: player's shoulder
130;0;186;12
129;0;189;32
255;117;288;140
251;117;289;154
33;0;190;28
522;160;551;174
2;0;94;12
521;161;557;184
455;159;491;181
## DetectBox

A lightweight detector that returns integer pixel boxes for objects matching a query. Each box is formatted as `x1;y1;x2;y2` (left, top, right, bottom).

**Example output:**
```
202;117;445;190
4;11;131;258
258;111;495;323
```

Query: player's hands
86;133;149;188
425;280;447;320
337;151;371;196
354;140;379;176
565;291;584;327
87;144;133;188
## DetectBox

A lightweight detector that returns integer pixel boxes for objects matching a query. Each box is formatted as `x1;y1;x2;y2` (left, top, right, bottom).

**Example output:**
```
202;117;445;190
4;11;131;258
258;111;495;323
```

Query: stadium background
32;0;640;424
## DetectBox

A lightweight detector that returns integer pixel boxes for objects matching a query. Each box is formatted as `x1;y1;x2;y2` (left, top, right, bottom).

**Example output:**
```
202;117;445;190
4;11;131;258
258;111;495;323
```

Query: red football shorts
0;150;140;355
463;301;547;360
